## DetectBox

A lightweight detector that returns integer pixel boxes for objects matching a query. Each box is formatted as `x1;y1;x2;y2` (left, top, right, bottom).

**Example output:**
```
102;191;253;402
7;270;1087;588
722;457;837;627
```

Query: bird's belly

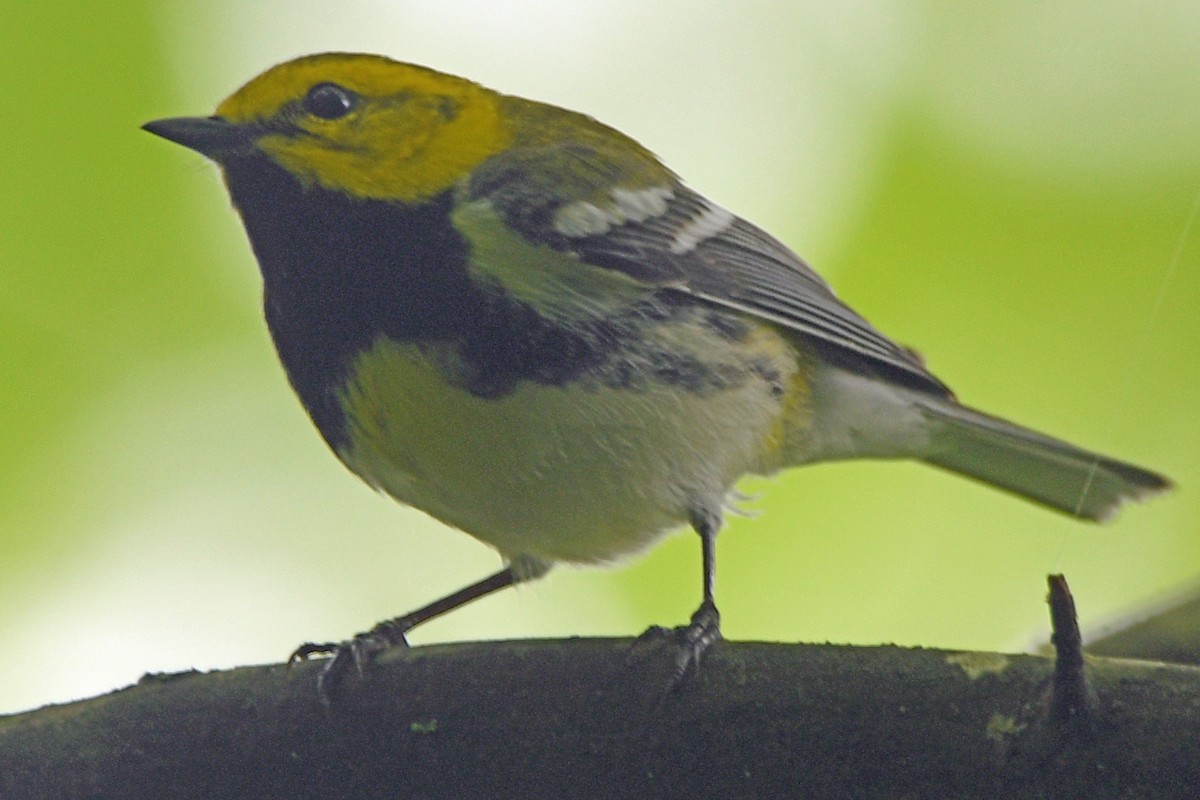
334;333;799;565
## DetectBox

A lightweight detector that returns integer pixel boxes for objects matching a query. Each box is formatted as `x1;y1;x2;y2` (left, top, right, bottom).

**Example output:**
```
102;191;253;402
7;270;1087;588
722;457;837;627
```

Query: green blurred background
3;1;1197;713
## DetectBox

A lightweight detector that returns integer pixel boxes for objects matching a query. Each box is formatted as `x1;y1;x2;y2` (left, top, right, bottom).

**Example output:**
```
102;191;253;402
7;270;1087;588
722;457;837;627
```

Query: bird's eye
302;83;356;120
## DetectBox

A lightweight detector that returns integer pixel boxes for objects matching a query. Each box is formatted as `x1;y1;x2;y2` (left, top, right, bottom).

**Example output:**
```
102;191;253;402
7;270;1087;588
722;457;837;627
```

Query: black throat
220;155;621;451
222;156;480;450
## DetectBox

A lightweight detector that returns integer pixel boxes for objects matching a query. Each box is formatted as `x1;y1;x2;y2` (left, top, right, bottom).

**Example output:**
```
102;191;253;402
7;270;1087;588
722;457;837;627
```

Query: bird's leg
290;566;519;704
632;509;723;689
671;510;723;685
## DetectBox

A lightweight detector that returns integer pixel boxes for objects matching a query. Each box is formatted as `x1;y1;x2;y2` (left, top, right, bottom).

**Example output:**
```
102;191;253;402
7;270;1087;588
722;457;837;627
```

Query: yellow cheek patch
256;91;509;203
218;53;513;203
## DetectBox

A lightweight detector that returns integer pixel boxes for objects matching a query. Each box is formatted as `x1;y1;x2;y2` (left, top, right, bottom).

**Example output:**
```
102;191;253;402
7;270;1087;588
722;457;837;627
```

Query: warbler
144;52;1170;692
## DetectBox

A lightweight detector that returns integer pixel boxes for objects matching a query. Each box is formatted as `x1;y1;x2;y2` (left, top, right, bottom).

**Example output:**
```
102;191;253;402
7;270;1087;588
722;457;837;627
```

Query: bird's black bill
142;116;250;159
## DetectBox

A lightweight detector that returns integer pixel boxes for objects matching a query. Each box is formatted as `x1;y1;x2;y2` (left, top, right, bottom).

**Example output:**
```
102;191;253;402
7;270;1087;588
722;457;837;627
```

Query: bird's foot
633;599;722;691
288;620;410;706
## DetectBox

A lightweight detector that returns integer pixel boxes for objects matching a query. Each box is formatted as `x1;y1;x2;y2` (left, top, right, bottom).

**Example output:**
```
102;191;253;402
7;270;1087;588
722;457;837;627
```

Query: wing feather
466;144;951;396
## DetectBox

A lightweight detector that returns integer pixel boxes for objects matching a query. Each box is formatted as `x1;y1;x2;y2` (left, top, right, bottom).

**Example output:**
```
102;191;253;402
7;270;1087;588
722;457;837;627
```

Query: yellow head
184;52;512;202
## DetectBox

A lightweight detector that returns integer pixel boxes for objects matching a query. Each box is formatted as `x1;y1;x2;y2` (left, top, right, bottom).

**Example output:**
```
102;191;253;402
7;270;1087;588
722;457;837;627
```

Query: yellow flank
755;327;817;469
217;52;512;202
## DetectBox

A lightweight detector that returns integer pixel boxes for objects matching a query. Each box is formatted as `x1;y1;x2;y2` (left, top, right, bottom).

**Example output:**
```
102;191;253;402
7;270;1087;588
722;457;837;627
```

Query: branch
3;636;1199;798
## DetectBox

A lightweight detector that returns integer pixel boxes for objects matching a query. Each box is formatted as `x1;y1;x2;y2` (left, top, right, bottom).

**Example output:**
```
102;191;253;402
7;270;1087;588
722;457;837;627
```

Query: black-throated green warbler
144;52;1170;695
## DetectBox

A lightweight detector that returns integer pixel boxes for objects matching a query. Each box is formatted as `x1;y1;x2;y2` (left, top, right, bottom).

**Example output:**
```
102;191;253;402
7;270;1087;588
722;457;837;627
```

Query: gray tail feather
915;399;1171;522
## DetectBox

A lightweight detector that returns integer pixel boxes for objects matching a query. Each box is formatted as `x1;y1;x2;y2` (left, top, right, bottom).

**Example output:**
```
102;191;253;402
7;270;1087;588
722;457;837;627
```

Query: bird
143;52;1170;695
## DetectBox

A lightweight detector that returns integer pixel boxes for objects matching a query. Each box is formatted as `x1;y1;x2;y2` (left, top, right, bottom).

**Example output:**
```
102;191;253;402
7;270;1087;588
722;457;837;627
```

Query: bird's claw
631;600;722;692
288;624;411;705
671;600;721;688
